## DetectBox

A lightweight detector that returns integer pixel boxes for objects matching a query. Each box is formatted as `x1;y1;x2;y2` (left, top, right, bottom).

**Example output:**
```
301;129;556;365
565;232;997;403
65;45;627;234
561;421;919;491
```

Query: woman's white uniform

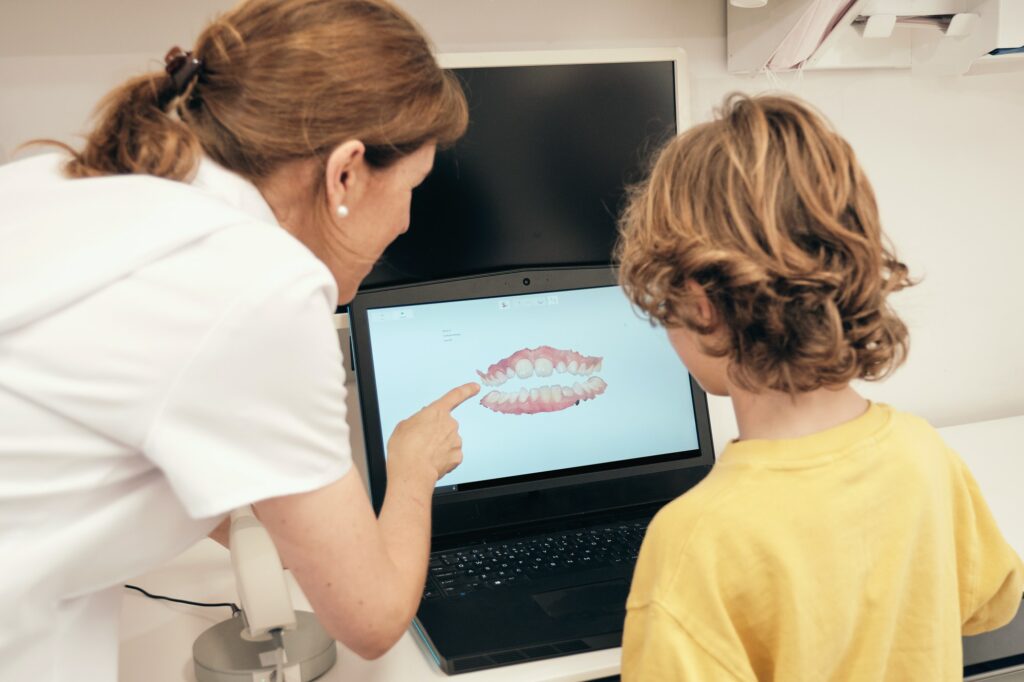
0;154;352;681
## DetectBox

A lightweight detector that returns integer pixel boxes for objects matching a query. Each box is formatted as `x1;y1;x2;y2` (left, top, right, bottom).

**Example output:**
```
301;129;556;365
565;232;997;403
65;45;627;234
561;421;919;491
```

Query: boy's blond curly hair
617;94;913;394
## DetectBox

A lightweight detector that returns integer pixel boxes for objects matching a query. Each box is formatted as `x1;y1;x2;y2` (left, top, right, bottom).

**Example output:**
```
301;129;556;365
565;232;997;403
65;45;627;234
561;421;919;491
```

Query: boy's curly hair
616;94;913;394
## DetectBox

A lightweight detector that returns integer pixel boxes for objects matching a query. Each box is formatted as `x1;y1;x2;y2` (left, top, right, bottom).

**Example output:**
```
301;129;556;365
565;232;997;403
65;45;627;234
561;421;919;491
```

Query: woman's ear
324;140;366;214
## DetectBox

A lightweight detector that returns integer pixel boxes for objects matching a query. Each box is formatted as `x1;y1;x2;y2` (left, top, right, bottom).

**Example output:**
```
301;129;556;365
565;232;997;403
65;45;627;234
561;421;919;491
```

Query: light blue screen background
364;285;699;488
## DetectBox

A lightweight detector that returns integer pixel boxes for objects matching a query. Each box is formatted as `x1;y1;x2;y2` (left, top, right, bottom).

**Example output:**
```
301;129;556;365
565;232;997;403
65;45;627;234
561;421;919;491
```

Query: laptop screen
362;283;701;493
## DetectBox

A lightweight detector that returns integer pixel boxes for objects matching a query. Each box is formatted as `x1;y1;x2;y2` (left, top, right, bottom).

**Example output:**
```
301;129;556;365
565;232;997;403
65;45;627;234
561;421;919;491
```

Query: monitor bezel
349;266;716;519
437;47;691;132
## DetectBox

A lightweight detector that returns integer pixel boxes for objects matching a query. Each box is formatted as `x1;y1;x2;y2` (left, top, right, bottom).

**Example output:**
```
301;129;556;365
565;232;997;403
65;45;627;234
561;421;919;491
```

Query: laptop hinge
429;499;670;552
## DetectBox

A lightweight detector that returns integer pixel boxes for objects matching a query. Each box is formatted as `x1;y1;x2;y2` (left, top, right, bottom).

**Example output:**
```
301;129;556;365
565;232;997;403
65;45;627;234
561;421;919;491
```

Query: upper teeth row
481;357;602;386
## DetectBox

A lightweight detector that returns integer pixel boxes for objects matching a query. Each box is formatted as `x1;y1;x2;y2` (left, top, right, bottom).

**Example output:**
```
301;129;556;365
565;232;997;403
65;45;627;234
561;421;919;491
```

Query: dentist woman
0;1;478;679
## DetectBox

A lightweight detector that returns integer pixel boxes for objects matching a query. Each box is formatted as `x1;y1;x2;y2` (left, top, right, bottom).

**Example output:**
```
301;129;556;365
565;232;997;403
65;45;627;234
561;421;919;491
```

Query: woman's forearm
375;467;436;624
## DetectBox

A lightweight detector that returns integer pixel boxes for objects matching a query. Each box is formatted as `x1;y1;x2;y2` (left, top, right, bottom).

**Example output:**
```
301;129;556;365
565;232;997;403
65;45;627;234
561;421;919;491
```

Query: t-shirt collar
190;157;280;227
718;402;893;467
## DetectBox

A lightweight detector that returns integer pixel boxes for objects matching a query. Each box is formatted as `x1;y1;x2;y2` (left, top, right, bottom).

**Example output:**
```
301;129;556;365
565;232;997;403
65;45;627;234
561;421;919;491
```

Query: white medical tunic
0;154;352;681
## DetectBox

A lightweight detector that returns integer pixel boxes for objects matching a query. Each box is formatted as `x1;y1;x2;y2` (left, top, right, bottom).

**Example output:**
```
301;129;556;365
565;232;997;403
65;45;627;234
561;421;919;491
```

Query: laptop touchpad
532;580;629;619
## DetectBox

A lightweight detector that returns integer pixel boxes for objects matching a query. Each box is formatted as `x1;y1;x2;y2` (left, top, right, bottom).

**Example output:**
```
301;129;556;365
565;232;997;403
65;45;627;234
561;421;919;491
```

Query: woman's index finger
431;382;481;413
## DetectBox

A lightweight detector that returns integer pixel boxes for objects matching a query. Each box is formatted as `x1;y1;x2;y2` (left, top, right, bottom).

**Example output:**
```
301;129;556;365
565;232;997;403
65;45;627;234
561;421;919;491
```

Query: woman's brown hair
41;0;467;182
617;93;913;395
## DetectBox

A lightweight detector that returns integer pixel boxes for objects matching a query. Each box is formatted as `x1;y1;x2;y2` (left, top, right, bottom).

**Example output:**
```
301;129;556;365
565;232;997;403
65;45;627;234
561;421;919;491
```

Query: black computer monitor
360;49;688;290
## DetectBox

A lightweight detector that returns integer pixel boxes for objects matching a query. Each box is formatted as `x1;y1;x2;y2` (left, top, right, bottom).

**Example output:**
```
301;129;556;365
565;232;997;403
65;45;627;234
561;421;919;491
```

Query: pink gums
475;346;601;385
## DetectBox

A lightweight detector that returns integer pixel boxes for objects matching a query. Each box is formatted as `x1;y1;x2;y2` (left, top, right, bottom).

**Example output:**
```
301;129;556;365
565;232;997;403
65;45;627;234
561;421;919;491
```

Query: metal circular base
193;611;337;682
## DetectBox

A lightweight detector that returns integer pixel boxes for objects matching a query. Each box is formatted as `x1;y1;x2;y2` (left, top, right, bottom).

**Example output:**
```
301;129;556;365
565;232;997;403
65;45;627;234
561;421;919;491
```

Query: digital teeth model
477;346;608;415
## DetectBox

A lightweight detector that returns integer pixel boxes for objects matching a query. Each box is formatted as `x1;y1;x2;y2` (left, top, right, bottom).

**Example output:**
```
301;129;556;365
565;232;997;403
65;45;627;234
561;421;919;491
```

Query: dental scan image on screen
365;285;700;489
477;346;608;415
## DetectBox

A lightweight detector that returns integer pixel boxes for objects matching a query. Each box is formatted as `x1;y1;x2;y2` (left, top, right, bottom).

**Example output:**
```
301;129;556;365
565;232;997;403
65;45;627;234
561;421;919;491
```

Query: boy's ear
686;280;716;328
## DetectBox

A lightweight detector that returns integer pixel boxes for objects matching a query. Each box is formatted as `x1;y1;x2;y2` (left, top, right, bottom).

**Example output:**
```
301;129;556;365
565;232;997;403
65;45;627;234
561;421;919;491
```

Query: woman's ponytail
59;69;201;180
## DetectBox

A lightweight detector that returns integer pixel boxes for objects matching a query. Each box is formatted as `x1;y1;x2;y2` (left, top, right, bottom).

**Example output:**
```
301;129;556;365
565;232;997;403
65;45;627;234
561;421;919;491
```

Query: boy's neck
729;384;869;442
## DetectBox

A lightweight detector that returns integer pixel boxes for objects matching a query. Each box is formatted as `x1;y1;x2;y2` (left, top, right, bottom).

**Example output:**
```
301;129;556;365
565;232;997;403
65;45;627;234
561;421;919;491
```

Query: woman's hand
255;382;480;659
386;382;480;485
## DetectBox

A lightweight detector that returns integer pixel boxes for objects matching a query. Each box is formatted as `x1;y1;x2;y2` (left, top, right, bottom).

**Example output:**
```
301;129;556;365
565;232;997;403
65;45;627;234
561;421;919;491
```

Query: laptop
963;598;1024;679
348;265;716;674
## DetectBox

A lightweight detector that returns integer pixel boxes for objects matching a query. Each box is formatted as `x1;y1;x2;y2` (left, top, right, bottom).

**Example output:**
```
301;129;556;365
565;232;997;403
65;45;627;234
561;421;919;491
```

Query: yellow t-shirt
622;403;1024;681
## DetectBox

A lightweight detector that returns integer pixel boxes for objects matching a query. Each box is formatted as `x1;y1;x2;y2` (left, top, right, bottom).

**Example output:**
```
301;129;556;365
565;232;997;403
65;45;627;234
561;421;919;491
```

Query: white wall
2;1;1022;451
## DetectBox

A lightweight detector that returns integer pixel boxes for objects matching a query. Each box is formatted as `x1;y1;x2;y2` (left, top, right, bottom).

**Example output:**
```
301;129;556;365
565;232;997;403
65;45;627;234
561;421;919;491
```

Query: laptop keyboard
423;518;651;600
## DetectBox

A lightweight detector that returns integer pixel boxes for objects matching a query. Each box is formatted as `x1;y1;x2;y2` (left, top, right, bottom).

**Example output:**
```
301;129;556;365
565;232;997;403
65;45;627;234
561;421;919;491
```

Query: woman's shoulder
0;153;333;333
0;152;65;185
196;221;336;305
0;151;327;280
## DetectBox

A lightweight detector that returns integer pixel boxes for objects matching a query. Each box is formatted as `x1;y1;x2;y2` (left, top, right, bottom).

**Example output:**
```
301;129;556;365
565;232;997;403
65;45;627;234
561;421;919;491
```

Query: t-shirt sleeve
623;503;759;682
143;266;352;519
622;602;747;682
954;453;1024;635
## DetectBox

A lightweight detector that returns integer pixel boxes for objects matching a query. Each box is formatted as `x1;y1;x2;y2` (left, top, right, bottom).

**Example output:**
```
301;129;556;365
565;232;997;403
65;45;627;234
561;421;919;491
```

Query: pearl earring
336;204;350;219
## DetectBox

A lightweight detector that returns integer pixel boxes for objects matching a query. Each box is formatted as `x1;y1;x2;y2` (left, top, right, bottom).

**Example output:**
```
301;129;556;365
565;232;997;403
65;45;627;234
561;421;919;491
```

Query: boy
617;94;1023;681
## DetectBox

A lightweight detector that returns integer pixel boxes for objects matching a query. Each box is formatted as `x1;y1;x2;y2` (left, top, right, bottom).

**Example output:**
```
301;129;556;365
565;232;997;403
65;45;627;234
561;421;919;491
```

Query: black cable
124;583;240;616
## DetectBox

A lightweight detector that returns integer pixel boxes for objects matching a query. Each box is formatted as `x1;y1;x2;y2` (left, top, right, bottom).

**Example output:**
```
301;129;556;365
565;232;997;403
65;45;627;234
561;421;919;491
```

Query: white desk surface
119;414;1024;681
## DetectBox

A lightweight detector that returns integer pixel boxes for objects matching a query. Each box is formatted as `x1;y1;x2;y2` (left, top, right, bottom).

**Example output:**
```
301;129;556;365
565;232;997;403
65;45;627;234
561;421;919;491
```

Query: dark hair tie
164;46;203;96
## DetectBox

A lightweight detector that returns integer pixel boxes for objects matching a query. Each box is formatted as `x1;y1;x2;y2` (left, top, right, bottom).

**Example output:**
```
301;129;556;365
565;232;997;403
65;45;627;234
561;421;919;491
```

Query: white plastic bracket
229;506;297;638
860;14;898;38
946;12;980;37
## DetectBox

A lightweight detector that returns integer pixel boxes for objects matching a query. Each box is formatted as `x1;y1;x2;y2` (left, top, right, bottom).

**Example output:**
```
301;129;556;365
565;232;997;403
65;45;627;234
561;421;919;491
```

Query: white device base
193;610;337;682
